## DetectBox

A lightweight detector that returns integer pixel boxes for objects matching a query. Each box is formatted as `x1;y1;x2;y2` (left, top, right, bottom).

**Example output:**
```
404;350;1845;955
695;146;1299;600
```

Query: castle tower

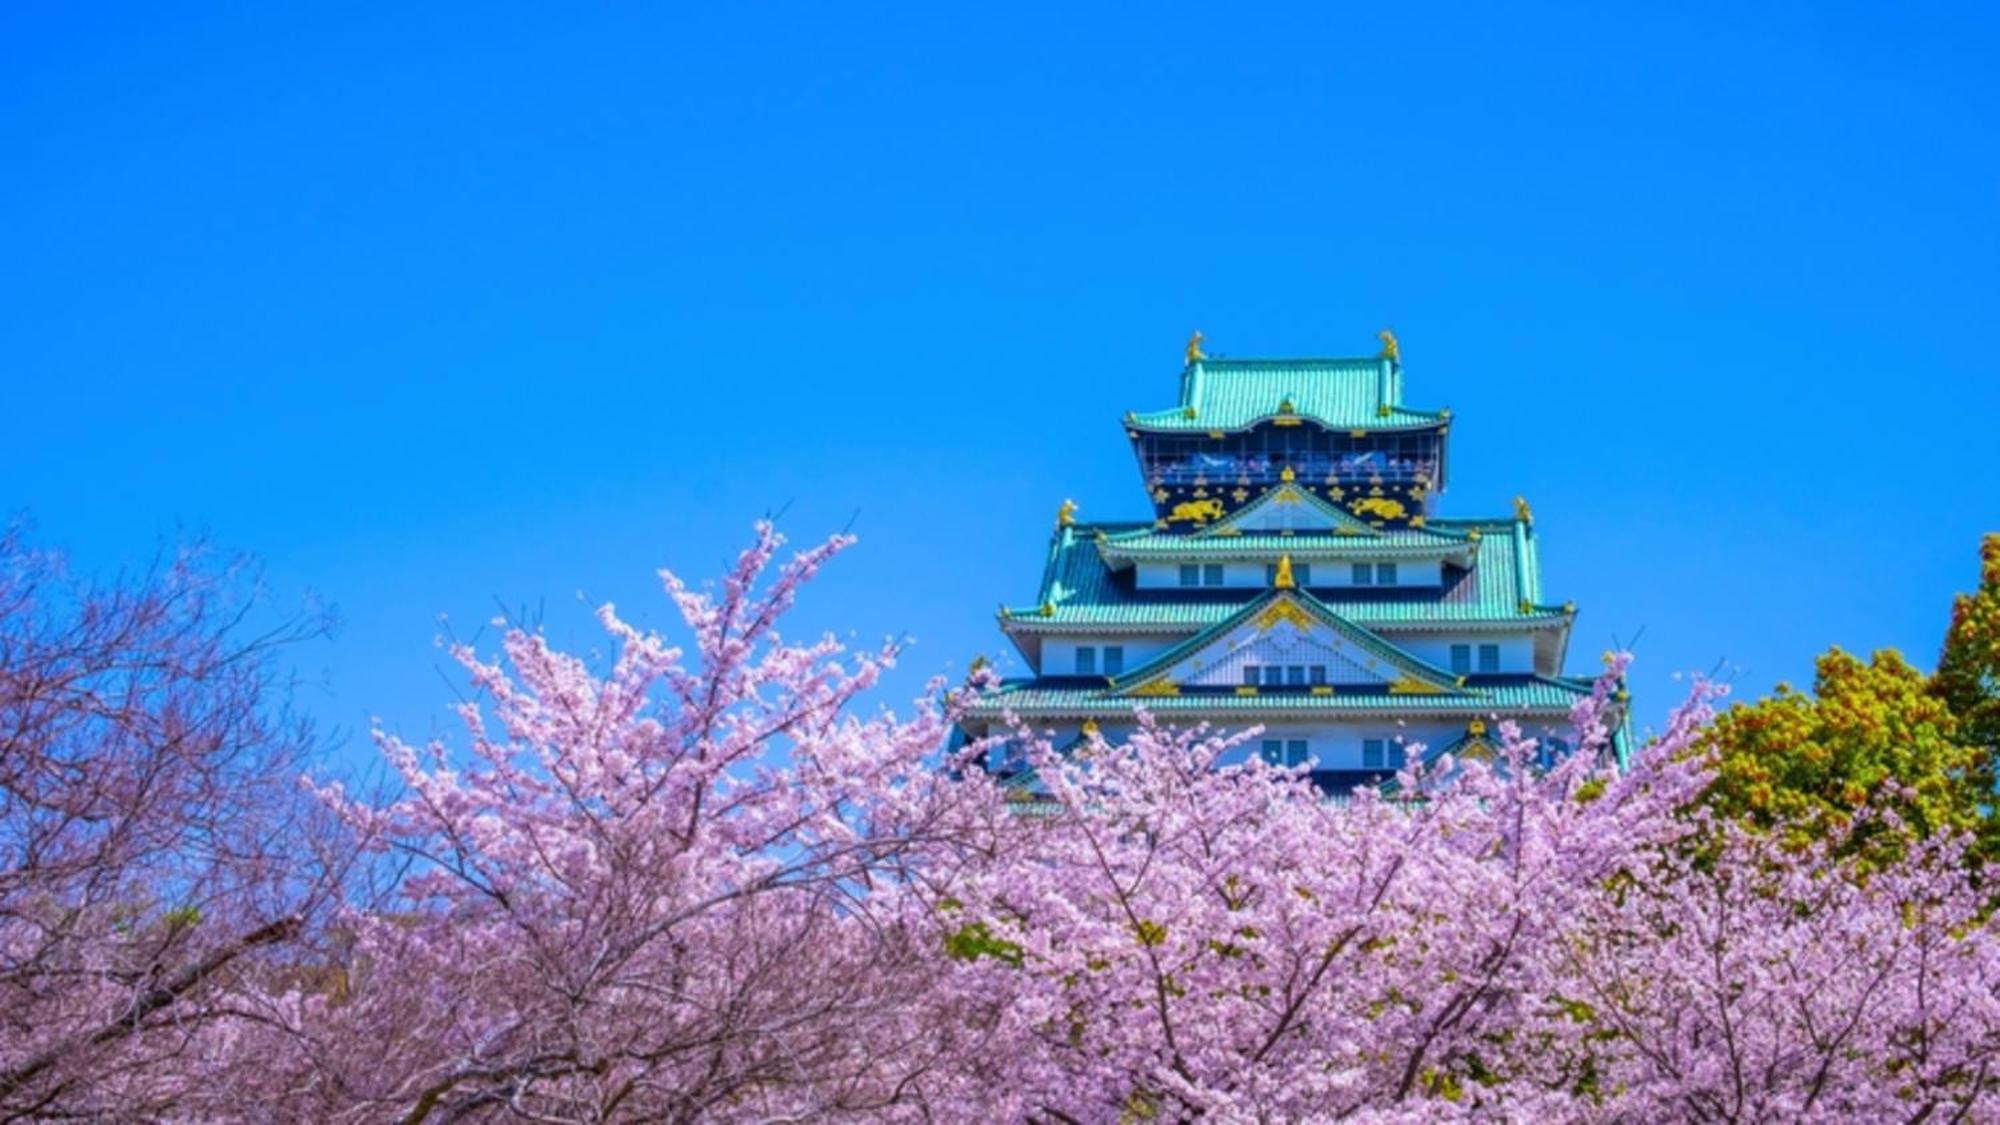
958;335;1621;794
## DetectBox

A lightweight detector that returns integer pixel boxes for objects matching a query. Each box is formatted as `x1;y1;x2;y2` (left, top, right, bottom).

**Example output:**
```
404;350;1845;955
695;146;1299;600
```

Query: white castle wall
980;718;1575;775
1132;560;1445;590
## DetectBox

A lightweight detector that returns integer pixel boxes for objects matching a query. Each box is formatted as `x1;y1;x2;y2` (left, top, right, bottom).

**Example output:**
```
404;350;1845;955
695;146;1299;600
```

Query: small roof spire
1378;328;1400;364
1185;330;1207;365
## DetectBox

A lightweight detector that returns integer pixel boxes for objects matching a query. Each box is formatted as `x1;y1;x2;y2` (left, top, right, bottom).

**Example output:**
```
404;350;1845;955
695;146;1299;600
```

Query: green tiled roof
1127;357;1446;433
961;675;1593;721
1004;517;1566;632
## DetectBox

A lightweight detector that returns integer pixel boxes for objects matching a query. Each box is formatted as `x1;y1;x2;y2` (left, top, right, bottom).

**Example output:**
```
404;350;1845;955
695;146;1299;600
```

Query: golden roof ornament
1378;329;1400;364
1273;554;1296;589
1057;498;1078;528
1280;466;1296;483
1185;330;1207;365
1081;718;1100;737
1514;495;1533;524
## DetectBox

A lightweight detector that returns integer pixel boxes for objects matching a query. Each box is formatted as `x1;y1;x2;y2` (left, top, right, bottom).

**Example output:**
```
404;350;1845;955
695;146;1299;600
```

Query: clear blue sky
5;3;1996;771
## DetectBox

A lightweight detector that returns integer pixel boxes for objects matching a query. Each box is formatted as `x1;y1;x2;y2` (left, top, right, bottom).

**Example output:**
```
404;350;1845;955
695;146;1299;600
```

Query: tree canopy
1699;534;2000;863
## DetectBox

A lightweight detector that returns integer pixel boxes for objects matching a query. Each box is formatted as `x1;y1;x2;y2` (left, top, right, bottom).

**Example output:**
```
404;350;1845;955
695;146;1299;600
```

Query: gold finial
1280;466;1296;483
1468;719;1487;736
1378;329;1400;364
1039;600;1055;617
1273;554;1296;589
1513;495;1533;524
1185;330;1206;365
1057;498;1078;528
1081;718;1100;737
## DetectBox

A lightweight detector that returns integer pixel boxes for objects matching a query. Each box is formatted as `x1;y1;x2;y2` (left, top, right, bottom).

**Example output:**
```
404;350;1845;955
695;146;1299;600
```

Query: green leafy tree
1703;648;1982;856
1935;534;2000;771
1700;535;2000;863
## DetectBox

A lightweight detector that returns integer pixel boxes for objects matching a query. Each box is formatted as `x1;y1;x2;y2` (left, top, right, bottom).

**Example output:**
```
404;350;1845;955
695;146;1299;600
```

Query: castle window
1376;563;1398;585
1263;666;1287;687
1203;564;1225;586
1263;739;1309;766
1363;738;1389;769
1179;564;1200;587
1310;665;1328;685
1075;646;1097;675
1477;644;1500;673
1352;563;1373;586
1286;665;1306;687
1449;644;1472;675
1243;664;1260;686
1104;646;1125;676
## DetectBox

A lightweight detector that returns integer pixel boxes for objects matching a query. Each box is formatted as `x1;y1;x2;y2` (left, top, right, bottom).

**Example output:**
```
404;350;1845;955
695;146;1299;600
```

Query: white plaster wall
1394;633;1538;675
972;717;1574;777
1037;636;1179;677
1132;559;1443;590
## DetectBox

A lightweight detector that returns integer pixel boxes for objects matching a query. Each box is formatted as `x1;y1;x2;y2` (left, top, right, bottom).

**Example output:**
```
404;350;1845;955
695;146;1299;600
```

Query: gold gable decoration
1131;677;1180;698
1388;675;1449;695
1253;598;1315;634
1273;554;1296;589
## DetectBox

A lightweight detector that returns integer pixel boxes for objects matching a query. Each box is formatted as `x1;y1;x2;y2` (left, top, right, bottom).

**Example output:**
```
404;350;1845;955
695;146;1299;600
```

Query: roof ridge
1192;355;1385;367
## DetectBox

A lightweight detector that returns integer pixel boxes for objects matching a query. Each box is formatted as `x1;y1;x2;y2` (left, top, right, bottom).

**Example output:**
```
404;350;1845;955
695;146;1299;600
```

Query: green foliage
943;920;1024;967
161;905;204;931
1698;535;2000;864
1936;535;2000;775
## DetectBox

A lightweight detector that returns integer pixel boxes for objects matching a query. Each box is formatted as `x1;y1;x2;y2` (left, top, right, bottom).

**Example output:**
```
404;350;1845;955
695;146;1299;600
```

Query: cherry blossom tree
260;525;1010;1122
0;528;340;1120
935;661;1708;1120
1533;809;2000;1121
948;661;2000;1120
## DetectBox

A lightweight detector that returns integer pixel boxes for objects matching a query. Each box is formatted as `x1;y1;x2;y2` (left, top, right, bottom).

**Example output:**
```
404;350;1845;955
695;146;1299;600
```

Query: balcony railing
1147;453;1437;486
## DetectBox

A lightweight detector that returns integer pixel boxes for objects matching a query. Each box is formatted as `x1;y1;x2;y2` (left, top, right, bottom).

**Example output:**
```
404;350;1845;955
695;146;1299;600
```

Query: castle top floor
1127;337;1451;533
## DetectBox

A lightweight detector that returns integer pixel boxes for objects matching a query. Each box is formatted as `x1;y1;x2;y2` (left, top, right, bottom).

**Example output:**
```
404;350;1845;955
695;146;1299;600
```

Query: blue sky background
5;3;1996;772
